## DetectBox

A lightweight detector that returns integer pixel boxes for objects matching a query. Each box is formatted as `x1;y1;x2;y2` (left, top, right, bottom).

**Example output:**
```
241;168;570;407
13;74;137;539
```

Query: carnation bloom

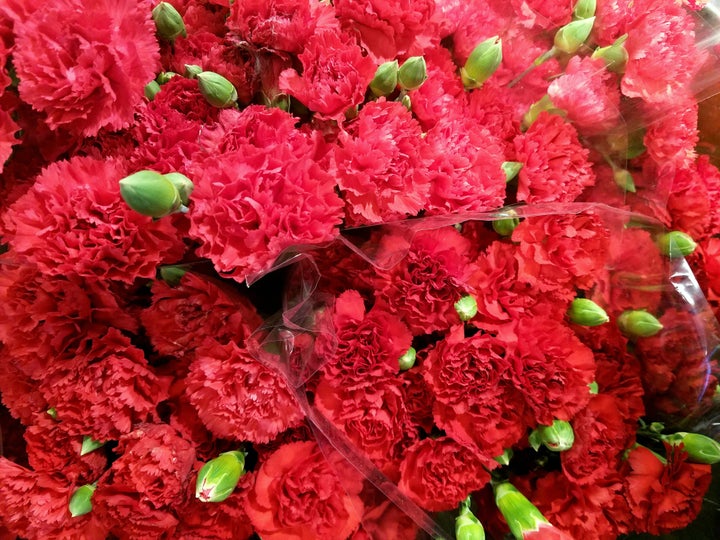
2;156;185;284
246;441;364;540
642;97;699;171
11;0;159;136
509;0;574;29
186;339;304;443
333;99;433;225
514;112;596;203
279;30;375;119
0;108;19;174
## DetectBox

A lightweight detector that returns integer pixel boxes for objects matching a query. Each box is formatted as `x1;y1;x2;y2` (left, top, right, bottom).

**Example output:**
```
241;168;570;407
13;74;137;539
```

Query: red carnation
186;339;304;443
643;98;698;171
0;108;19;174
94;424;196;540
514;112;596;203
354;499;419;540
423;326;529;459
334;0;435;60
11;0;159;136
279;30;375;119
39;328;166;442
2;156;185;284
509;0;573;29
141;272;261;359
398;436;492;512
0;347;47;425
666;161;712;240
333;99;433;225
466;81;522;152
246;441;364;540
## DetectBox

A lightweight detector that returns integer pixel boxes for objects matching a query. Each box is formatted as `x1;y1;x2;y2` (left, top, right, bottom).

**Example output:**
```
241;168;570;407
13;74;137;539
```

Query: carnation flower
246;441;364;540
2;156;185;284
94;424;196;540
514;112;596;203
0;347;47;425
466;80;522;151
593;0;635;45
279;30;375;119
39;328;166;442
354;499;420;540
643;97;698;171
11;0;159;136
186;339;304;443
510;0;574;28
666;163;711;240
141;272;261;358
0;108;19;174
398;437;492;512
333;99;433;225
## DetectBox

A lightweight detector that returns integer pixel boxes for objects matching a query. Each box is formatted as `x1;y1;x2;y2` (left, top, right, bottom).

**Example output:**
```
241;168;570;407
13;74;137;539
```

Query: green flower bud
554;17;595;54
493;481;553;539
573;0;596;20
152;2;187;42
159;265;187;285
617;310;663;338
400;93;412;111
399;347;417;371
522;94;557;130
184;64;202;79
612;167;636;193
119;170;183;218
269;93;291;112
529;420;575;452
657;231;697;258
455;295;478;321
197;71;238;108
80;436;104;456
494;448;513;466
493;211;520;237
568;298;609;327
156;72;177;85
144;80;161;101
502;161;523;182
588;381;599;394
456;504;486;540
591;34;628;74
397;57;427;91
69;484;96;518
370;60;399;97
461;36;503;89
47;407;58;419
663;432;720;465
164;172;194;206
196;451;246;503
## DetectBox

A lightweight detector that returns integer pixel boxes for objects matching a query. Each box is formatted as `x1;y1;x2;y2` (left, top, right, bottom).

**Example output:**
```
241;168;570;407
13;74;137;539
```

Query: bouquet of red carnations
1;0;720;538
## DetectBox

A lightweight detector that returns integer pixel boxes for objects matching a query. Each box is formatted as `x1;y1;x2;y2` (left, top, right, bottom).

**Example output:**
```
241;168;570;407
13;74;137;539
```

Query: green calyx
196;451;246;503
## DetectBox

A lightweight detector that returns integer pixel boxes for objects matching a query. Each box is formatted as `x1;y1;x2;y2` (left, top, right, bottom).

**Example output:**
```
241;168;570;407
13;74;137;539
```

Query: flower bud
47;407;58;419
399;347;417;371
554;17;595;54
461;36;503;89
588;381;599;394
398;57;427;91
144;80;161;101
657;231;697;258
184;64;202;79
400;93;412;110
592;34;628;74
494;448;513;466
119;170;183;218
455;295;478;321
156;72;177;85
164;172;194;206
612;167;636;193
568;298;609;326
197;71;238;108
80;436;105;456
618;310;663;338
663;432;720;465
522;94;557;130
69;484;96;518
493;211;520;236
152;2;187;42
493;481;554;539
196;451;246;503
529;420;575;452
502;161;523;182
573;0;596;20
159;265;187;285
370;60;399;97
456;504;486;540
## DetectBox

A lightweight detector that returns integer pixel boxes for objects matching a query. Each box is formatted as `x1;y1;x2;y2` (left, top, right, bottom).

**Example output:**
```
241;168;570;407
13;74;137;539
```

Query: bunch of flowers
0;0;719;538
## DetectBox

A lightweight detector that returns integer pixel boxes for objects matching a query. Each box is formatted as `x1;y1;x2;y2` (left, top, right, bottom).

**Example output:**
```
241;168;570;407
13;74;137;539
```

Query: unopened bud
159;265;187;285
493;211;519;236
80;436;104;456
493;481;554;539
197;71;238;108
657;231;697;258
554;17;595;54
156;72;177;85
456;502;486;540
400;93;412;110
370;60;399;97
612;167;636;193
573;0;596;20
144;80;161;101
502;161;523;182
399;347;417;371
522;95;557;130
529;420;575;452
47;408;58;419
462;36;503;89
398;57;427;91
494;448;513;466
119;170;183;218
592;34;628;74
69;484;96;518
196;451;246;503
455;295;478;321
184;64;203;79
164;172;194;206
152;2;187;42
568;298;609;326
588;381;599;394
663;432;720;464
618;310;663;338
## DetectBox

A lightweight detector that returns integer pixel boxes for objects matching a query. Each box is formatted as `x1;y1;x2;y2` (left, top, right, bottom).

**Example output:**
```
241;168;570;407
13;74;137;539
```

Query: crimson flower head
10;0;160;136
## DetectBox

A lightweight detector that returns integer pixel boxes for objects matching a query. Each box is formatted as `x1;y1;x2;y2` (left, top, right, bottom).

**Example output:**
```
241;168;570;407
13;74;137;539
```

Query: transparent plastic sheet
248;202;720;538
